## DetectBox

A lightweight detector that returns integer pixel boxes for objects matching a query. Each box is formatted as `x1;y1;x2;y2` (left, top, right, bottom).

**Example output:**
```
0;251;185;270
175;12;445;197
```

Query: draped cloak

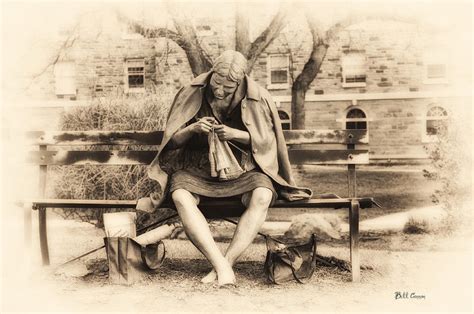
147;71;312;208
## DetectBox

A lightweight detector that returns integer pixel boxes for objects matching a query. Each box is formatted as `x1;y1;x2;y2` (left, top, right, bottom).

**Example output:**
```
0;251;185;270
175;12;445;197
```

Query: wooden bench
25;129;378;282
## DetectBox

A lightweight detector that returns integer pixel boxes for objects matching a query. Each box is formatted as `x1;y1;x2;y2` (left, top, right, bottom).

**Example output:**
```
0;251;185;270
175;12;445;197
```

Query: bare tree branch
116;11;185;47
246;5;288;72
169;11;213;75
117;8;212;76
235;3;251;56
29;23;81;85
325;14;418;43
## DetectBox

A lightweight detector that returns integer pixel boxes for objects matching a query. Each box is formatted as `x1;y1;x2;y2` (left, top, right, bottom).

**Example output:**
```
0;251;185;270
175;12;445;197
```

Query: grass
269;165;439;221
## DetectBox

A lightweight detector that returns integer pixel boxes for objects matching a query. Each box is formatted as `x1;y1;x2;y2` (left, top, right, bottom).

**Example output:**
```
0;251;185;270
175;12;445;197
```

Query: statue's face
209;72;239;100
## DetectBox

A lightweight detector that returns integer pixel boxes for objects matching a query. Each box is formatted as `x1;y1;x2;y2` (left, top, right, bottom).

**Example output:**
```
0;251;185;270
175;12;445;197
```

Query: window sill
342;82;366;88
267;83;289;90
423;79;449;85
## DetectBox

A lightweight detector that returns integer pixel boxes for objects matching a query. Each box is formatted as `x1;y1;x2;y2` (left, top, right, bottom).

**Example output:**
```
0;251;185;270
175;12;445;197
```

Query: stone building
24;10;470;163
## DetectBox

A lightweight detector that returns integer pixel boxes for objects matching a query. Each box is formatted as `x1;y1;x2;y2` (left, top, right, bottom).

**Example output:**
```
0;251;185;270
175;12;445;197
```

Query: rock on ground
284;213;343;240
54;261;90;278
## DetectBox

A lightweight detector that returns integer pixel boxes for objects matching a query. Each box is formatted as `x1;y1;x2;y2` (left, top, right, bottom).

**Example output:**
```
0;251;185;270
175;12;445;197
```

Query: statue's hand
136;197;155;213
213;124;239;141
192;117;217;135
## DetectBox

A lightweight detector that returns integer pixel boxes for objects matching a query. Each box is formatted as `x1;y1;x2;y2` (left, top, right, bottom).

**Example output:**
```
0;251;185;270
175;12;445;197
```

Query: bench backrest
27;129;369;198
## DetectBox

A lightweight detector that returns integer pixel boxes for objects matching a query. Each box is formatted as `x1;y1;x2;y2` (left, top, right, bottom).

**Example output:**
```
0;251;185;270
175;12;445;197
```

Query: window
278;110;291;130
423;51;448;84
422;105;449;143
426;64;447;79
345;108;367;130
342;54;367;88
125;58;145;92
54;61;76;98
267;55;289;89
426;106;448;136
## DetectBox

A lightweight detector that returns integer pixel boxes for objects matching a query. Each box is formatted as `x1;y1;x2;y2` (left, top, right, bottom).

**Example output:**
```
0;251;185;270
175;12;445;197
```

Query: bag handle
275;251;307;284
139;241;166;270
291;234;317;284
267;234;318;284
303;234;318;282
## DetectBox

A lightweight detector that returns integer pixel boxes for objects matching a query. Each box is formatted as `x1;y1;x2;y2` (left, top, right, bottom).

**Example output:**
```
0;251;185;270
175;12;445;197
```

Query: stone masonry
26;12;469;162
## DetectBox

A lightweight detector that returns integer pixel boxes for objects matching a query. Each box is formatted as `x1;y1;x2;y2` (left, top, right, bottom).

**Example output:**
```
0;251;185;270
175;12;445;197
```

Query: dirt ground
1;208;472;313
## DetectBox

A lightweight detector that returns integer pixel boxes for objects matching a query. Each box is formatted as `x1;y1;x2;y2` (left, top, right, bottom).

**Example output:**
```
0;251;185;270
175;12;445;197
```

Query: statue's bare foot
217;268;236;287
216;260;236;287
201;269;217;283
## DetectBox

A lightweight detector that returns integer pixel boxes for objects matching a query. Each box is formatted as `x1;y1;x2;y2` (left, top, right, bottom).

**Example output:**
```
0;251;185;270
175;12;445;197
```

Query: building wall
28;37;194;100
31;17;451;100
252;20;454;96
25;12;469;162
277;94;466;160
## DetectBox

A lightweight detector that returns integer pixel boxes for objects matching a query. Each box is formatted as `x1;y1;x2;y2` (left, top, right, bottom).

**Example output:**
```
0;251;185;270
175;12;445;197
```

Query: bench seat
28;197;379;211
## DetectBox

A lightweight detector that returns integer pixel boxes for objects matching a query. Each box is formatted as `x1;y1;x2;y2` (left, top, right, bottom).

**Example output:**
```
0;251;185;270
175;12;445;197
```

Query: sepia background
1;0;472;312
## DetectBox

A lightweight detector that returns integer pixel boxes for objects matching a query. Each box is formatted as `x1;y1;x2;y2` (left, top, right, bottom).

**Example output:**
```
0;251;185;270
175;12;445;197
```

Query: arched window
426;106;448;136
278;110;291;130
345;108;367;130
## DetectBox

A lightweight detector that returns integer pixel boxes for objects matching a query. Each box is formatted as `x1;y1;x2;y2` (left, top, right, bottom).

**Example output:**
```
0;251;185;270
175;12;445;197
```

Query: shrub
50;87;175;227
422;108;472;234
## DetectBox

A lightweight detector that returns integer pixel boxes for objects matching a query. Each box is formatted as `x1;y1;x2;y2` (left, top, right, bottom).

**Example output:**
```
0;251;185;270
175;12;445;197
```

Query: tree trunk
291;44;327;129
180;43;212;76
235;5;251;56
291;81;307;130
171;14;213;76
245;7;287;74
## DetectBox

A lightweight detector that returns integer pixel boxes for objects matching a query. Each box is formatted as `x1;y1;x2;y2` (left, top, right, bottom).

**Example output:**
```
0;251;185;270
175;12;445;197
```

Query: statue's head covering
212;50;248;84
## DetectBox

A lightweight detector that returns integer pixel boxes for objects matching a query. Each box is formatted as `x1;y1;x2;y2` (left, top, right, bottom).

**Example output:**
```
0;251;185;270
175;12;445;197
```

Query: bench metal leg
349;199;360;282
38;207;50;265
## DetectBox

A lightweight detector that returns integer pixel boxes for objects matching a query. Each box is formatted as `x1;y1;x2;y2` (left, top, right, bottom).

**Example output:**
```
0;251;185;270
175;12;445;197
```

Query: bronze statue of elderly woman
138;50;312;287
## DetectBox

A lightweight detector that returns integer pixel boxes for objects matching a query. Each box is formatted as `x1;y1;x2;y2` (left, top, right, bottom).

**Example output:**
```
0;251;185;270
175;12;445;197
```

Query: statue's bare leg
201;187;272;283
172;189;235;286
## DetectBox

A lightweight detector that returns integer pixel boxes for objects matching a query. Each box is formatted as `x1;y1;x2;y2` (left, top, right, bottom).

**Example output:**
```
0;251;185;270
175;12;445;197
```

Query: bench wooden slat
26;131;164;146
28;149;369;165
27;150;157;165
28;197;377;210
26;130;368;146
284;129;368;145
289;149;369;165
